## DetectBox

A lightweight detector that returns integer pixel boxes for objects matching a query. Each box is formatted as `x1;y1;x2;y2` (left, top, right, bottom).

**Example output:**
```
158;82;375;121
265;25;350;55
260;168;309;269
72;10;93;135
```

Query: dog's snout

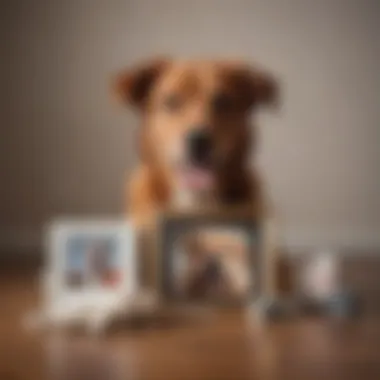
186;128;212;166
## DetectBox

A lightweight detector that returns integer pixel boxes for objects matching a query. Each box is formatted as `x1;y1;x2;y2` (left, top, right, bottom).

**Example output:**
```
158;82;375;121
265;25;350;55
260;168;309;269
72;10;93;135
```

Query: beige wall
1;0;380;249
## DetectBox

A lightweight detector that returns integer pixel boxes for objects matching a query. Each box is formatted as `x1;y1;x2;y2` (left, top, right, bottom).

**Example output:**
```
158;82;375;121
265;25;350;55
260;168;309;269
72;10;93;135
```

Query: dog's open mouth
179;165;215;190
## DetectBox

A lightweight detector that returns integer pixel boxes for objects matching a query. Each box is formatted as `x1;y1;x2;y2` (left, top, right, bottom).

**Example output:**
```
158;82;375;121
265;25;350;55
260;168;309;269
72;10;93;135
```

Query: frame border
158;211;263;307
43;219;137;313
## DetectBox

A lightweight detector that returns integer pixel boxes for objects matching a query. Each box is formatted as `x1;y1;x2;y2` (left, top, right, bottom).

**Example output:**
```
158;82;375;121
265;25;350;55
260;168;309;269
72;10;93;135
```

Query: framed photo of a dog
42;219;137;325
157;208;263;308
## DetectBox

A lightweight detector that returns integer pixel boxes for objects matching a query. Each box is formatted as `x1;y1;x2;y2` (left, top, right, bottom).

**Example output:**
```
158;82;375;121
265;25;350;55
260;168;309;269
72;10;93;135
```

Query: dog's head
113;58;278;200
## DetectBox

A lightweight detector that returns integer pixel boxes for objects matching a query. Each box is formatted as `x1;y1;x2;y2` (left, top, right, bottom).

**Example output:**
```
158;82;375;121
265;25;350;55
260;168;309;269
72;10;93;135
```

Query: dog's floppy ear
113;58;171;109
226;63;279;112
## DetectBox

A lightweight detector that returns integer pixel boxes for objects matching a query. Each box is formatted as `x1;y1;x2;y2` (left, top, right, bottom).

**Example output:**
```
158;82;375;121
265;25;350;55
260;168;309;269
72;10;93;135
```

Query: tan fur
114;58;278;229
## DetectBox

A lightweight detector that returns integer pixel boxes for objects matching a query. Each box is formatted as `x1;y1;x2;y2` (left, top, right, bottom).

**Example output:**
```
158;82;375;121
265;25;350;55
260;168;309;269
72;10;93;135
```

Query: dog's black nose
186;128;212;166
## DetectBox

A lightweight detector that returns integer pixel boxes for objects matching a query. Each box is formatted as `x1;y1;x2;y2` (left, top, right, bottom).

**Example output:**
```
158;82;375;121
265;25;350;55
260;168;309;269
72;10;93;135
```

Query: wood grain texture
1;270;380;380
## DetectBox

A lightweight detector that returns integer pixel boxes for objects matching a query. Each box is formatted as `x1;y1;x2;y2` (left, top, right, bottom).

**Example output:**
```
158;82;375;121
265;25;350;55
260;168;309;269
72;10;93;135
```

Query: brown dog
113;58;278;229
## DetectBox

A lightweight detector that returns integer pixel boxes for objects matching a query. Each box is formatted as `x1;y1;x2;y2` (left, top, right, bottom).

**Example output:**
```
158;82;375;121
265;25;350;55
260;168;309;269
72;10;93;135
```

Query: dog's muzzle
186;128;212;167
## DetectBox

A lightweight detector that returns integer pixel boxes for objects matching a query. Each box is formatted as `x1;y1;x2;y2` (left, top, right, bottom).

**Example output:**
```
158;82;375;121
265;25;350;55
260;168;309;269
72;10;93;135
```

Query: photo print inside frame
159;213;262;307
65;235;121;289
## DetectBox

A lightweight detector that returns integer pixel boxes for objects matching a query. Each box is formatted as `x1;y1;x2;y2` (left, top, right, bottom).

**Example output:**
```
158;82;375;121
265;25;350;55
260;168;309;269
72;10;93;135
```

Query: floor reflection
44;334;137;380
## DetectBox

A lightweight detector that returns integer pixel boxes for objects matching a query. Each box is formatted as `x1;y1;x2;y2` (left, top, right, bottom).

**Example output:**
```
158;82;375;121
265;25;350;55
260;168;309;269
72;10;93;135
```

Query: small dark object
255;297;297;321
324;291;362;318
188;258;223;298
203;258;222;282
262;300;284;320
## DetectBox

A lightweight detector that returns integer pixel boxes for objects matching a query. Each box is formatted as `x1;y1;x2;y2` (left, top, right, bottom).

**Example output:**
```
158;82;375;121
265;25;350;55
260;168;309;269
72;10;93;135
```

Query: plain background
1;0;379;252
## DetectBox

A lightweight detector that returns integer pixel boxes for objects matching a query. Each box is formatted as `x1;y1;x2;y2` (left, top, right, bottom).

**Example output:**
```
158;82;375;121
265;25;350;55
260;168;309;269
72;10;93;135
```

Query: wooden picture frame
156;208;265;308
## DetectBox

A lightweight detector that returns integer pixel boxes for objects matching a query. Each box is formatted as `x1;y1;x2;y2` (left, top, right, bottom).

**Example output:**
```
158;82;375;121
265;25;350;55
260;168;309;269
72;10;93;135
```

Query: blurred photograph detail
65;236;87;289
173;228;252;302
65;236;121;289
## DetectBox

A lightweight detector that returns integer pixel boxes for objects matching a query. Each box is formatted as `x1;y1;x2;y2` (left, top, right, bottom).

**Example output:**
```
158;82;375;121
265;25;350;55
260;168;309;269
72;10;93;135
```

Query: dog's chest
172;186;214;210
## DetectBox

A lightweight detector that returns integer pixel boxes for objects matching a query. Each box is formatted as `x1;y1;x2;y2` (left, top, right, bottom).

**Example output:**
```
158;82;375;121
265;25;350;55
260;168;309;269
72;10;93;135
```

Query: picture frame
157;208;264;308
42;219;137;324
294;250;342;305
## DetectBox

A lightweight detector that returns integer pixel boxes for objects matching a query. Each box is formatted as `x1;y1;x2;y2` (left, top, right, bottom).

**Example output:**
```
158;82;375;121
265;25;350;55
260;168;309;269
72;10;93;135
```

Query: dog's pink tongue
182;167;214;189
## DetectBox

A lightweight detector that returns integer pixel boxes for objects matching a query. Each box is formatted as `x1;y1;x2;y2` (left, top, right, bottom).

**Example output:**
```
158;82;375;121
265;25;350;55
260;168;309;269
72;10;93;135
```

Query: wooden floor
1;273;380;380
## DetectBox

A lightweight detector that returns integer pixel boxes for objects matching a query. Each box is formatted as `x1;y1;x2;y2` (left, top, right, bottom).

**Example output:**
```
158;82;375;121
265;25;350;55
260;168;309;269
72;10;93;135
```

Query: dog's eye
163;94;182;112
211;93;233;114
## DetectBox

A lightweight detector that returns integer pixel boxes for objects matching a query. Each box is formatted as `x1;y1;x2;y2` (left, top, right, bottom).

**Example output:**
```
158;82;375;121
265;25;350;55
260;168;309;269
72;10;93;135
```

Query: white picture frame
296;250;342;303
38;219;138;331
